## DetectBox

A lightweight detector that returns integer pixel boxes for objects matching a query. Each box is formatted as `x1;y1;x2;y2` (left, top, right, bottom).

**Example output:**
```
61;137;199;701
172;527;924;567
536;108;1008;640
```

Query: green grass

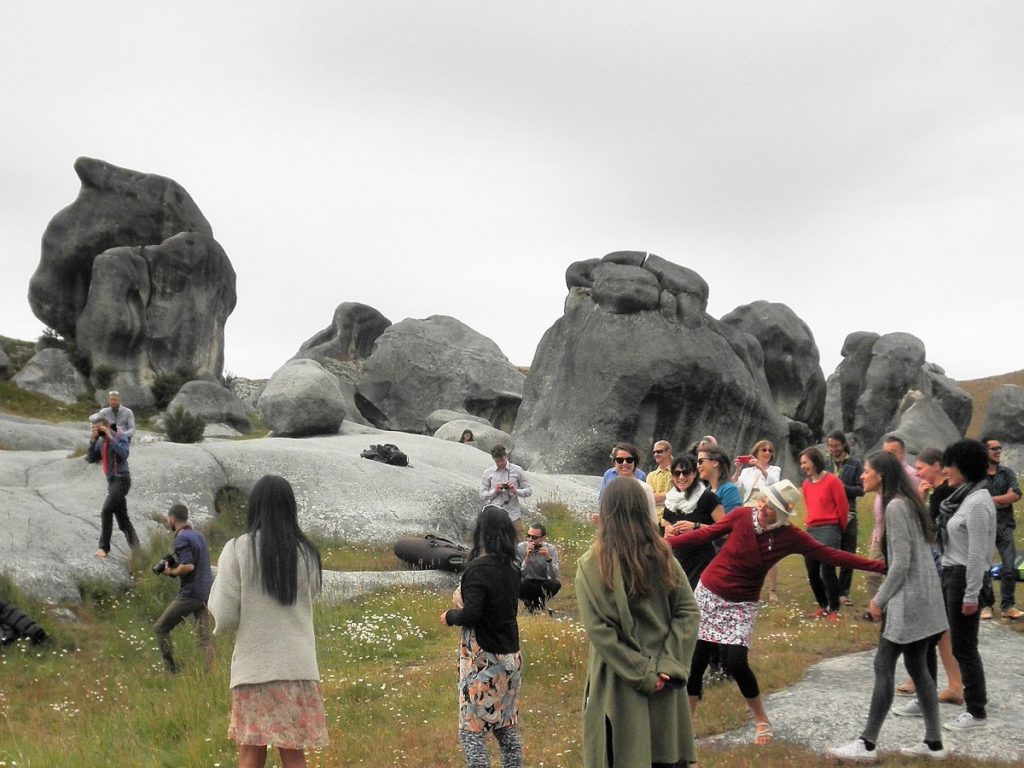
0;380;97;423
1;498;1022;767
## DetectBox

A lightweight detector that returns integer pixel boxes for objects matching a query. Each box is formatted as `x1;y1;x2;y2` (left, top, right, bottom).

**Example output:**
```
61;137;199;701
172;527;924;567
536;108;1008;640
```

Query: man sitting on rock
89;390;136;442
479;444;532;541
86;417;139;558
516;523;561;613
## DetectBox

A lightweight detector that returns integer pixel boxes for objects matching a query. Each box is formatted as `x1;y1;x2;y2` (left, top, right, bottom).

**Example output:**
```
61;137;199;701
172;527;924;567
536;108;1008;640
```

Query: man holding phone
516;523;561;613
479;444;532;541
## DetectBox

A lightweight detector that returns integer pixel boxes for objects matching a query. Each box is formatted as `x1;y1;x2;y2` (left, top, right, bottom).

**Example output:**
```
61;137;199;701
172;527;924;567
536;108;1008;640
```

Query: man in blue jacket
86;417;139;558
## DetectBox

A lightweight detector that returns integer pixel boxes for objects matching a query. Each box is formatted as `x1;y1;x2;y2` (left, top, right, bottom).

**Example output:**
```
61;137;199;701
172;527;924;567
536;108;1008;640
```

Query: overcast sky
2;2;1022;382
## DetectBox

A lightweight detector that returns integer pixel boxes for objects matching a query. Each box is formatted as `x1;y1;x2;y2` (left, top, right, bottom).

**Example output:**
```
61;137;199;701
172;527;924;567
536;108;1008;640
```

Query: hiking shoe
979;607;993;620
943;712;987;731
829;739;879;763
1002;606;1023;620
900;742;948;761
893;699;923;717
808;606;827;619
826;610;841;623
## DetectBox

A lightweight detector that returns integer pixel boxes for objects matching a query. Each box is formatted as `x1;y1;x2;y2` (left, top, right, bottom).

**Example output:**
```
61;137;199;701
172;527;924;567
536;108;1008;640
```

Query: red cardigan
667;508;885;603
802;473;849;531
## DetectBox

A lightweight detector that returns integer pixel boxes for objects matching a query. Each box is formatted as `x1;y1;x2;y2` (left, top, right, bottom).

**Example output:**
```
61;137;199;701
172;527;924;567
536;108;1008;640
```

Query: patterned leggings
458;725;522;768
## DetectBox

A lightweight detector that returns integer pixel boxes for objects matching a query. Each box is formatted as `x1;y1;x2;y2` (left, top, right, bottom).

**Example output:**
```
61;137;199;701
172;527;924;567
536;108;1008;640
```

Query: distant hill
959;370;1024;437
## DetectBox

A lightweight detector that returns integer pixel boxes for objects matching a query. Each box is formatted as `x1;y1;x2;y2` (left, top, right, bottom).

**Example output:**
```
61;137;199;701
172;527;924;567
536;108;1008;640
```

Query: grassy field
2;496;1022;768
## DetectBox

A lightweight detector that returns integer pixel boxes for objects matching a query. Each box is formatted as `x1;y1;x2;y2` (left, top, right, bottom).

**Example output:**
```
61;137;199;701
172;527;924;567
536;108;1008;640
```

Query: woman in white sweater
209;475;327;768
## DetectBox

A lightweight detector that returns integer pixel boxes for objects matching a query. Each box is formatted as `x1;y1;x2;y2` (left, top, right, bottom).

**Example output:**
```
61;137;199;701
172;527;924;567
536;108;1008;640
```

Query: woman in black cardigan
441;505;523;767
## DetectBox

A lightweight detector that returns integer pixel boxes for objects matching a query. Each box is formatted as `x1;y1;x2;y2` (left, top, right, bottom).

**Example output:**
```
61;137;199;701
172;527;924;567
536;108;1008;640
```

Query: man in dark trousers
979;436;1022;620
153;503;213;673
86;417;139;558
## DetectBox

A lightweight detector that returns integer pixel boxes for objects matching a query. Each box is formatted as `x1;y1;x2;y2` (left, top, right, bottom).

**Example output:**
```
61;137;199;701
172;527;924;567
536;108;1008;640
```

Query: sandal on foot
895;680;916;696
938;688;964;705
754;721;773;746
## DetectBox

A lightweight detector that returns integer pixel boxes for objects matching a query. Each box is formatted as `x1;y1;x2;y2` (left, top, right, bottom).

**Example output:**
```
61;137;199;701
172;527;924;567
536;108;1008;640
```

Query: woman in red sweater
800;446;851;620
667;480;884;746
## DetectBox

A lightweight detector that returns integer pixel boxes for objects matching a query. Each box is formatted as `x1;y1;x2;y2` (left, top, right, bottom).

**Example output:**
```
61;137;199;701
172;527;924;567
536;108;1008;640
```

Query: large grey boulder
980;385;1024;443
258;359;346;437
888;392;962;455
824;332;880;437
0;414;91;452
297;302;391;364
923;363;972;435
512;251;789;475
27;158;235;397
0;346;8;378
426;409;491;433
166;380;252;433
356;316;524;434
12;347;90;404
28;157;214;340
720;301;826;436
0;431;599;602
434;420;511;453
853;333;928;451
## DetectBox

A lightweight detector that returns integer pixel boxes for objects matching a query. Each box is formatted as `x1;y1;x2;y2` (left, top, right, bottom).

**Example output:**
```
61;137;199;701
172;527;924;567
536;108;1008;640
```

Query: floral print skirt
458;627;522;733
229;679;329;750
695;581;760;647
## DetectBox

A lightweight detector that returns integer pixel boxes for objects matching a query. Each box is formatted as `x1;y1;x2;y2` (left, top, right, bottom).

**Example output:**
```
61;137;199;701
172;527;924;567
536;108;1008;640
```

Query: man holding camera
153;504;213;674
516;523;561;613
86;417;139;558
479;444;532;542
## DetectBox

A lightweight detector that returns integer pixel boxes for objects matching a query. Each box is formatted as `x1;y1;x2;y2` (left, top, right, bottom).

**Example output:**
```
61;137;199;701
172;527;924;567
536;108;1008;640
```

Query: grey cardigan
873;497;948;644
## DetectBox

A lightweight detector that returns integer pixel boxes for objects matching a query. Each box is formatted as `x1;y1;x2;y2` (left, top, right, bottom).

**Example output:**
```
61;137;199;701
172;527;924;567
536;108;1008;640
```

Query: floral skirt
229;680;329;750
695;581;760;647
458;627;522;733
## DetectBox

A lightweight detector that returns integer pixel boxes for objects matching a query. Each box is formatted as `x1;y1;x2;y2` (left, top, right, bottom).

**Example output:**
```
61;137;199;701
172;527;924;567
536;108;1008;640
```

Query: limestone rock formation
434;420;512;453
426;409;491;433
12;347;90;404
720;301;826;436
166;380;252;433
980;385;1024;443
258;359;346;437
889;391;962;455
923;363;973;434
512;251;789;475
0;346;8;378
356;316;524;434
27;158;235;397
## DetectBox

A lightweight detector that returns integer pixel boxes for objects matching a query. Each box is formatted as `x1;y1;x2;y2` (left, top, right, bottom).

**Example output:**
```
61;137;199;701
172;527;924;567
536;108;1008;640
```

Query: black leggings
687;639;760;699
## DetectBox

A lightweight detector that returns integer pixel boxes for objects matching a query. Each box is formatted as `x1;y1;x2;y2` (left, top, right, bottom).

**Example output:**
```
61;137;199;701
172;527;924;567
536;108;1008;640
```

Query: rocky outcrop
426;410;491;433
27;158;235;398
356;316;524;434
720;300;826;436
12;348;90;404
433;420;511;453
296;302;391;364
0;430;599;602
0;346;9;378
166;380;252;433
512;251;789;475
258;359;346;437
980;385;1024;443
822;331;972;454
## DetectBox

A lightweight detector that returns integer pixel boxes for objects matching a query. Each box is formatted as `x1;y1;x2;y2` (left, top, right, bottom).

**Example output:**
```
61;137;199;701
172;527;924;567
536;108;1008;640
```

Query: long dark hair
866;451;933;544
468;505;518;567
246;475;323;605
596;478;680;598
670;456;700;499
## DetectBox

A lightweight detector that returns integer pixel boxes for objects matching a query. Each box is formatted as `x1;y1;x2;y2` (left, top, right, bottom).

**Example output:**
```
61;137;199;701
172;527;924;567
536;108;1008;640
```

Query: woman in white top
733;440;783;603
209;475;327;768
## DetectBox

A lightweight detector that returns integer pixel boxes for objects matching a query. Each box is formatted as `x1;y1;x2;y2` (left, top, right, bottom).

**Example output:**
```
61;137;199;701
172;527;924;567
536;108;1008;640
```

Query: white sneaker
892;699;923;717
829;739;880;763
943;711;988;731
900;742;949;760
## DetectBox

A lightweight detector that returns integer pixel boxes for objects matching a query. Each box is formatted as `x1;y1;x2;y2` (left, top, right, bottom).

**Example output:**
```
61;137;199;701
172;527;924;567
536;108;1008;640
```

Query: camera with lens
152;553;178;575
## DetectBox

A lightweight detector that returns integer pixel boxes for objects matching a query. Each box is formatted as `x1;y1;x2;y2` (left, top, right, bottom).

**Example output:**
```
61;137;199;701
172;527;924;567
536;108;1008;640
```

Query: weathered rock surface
853;333;927;450
0;415;91;452
426;410;491;433
356;316;524;434
513;251;789;475
720;301;826;435
981;384;1024;443
12;348;90;404
27;158;235;398
166;380;252;433
258;359;346;437
434;420;512;453
0;426;598;602
887;391;962;455
923;363;973;434
296;302;391;364
0;346;9;378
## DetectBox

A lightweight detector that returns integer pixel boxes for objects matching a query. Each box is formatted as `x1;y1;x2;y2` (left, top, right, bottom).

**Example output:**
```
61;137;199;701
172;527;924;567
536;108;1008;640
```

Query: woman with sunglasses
597;442;656;521
663;455;725;588
734;440;783;603
696;447;741;514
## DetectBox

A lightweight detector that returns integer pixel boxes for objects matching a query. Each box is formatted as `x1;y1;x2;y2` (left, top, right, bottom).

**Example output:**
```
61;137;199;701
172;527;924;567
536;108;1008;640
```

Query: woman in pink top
799;446;850;620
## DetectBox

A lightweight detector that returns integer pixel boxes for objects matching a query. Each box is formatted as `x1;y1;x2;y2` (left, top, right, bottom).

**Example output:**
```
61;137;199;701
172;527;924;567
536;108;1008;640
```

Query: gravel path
700;619;1024;763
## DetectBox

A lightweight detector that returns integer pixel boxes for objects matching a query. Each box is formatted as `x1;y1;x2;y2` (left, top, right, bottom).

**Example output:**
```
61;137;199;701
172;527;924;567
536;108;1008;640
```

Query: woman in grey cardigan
831;451;949;763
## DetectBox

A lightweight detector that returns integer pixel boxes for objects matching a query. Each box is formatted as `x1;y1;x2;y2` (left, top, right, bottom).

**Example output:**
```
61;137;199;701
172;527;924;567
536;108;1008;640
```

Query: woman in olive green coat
577;477;700;768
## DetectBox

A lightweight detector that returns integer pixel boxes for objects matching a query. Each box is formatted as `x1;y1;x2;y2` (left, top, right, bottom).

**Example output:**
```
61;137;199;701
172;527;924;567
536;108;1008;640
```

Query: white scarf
665;482;708;516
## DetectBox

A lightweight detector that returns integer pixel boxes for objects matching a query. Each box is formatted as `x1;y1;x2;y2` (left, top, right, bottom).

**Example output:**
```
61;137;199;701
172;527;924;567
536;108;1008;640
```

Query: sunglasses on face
653;449;665;455
526;534;543;540
672;469;695;477
613;456;636;465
